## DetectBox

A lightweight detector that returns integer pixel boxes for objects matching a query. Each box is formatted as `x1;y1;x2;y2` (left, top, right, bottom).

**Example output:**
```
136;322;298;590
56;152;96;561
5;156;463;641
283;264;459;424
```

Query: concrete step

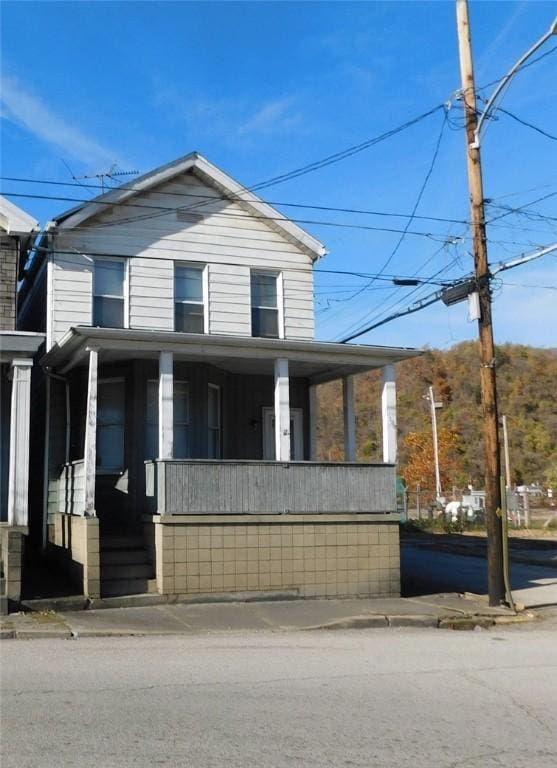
101;549;151;566
102;563;153;580
101;536;145;550
100;578;154;598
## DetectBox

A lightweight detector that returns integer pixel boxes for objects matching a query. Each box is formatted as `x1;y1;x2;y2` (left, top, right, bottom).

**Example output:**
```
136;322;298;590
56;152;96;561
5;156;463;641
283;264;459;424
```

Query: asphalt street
2;627;556;768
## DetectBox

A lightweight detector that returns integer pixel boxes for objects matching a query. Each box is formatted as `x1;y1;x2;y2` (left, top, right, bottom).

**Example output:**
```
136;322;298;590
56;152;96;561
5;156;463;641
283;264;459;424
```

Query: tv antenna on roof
73;163;139;193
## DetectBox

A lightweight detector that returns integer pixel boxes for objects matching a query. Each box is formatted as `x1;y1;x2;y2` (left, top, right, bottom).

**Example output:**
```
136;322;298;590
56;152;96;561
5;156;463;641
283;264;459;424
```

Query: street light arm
472;17;557;148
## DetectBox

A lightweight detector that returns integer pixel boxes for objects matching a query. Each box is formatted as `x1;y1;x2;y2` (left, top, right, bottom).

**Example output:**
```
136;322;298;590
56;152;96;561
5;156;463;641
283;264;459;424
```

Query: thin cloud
236;98;304;137
1;75;120;167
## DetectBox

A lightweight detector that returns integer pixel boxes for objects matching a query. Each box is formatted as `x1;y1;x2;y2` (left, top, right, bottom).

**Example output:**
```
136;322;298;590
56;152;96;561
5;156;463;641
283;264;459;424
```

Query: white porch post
274;357;291;461
7;358;33;527
308;384;318;461
83;348;98;517
381;364;397;464
159;351;173;459
343;375;356;462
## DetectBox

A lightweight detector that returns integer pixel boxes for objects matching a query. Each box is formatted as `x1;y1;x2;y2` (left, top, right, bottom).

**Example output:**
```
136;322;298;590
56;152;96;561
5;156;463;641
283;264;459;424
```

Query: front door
95;378;129;530
262;407;304;460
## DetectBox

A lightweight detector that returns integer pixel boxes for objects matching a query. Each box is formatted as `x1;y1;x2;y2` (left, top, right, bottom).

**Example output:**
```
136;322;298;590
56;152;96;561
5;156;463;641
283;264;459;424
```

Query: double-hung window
93;258;125;328
145;380;191;459
251;271;280;338
97;379;125;472
207;384;222;459
175;264;205;333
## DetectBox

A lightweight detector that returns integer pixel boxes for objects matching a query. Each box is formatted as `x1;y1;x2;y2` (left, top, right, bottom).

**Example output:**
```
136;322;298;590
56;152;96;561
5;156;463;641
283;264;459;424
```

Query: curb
0;610;536;641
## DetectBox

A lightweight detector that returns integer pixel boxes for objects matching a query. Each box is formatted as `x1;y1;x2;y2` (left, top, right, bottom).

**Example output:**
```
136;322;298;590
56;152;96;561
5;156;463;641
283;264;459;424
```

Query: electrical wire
496;106;557;141
0;175;470;227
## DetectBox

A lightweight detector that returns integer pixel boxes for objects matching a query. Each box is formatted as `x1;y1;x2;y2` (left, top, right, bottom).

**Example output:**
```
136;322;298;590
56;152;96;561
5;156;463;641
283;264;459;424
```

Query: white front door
262;407;304;460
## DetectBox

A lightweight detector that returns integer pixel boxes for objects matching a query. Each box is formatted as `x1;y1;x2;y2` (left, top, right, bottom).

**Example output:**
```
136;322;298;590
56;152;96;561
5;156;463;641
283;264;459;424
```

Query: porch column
7;358;33;527
381;364;397;464
274;358;291;461
308;384;318;461
343;375;356;462
83;348;98;517
159;351;173;459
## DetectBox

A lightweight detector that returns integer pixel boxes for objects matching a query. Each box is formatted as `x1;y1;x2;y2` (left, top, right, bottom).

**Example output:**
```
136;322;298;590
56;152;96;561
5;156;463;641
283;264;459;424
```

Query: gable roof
53;152;327;260
0;195;39;235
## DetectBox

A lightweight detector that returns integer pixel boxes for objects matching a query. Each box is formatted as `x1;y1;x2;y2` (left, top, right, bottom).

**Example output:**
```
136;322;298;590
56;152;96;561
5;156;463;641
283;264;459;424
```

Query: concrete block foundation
0;525;26;612
47;513;100;598
145;514;400;599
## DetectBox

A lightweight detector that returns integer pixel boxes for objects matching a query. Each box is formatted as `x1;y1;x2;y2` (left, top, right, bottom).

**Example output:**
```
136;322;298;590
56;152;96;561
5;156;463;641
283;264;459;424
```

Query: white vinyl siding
48;171;315;347
129;257;173;330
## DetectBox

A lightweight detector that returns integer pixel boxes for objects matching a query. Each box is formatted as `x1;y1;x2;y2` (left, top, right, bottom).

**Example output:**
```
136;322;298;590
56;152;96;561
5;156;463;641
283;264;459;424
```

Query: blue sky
2;1;556;349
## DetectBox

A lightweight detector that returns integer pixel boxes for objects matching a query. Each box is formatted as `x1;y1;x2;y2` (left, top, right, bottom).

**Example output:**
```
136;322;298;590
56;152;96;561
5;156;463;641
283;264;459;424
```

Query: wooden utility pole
456;0;506;605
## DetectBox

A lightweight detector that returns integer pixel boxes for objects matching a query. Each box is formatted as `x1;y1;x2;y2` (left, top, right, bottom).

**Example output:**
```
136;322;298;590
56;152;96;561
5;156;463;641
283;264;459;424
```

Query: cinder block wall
0;236;18;331
0;526;26;609
149;515;400;599
48;514;100;598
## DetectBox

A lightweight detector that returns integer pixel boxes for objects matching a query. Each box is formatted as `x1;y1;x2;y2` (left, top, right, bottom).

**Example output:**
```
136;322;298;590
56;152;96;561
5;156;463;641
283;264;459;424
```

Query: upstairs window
175;264;205;333
251;271;280;338
93;258;125;328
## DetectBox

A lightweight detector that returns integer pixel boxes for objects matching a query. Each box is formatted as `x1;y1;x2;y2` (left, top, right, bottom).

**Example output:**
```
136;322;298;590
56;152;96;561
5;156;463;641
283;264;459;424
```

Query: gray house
18;153;417;601
1;197;44;610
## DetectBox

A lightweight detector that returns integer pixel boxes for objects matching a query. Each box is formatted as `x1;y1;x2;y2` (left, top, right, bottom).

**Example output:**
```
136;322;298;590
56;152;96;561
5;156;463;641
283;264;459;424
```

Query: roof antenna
74;163;139;193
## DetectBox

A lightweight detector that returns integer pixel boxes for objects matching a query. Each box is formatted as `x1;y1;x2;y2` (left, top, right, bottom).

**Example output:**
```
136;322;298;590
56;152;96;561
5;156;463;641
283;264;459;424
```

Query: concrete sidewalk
0;593;531;641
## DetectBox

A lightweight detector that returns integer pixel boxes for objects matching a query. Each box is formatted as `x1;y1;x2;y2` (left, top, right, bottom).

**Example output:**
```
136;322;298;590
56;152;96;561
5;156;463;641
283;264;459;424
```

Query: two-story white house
18;153;417;602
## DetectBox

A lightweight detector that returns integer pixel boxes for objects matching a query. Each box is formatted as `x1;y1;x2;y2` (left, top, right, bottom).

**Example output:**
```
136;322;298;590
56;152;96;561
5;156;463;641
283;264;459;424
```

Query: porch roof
41;326;420;384
0;331;45;364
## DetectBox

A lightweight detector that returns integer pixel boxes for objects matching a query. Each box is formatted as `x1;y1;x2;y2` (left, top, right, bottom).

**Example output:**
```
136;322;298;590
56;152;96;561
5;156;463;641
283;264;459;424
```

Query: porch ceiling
41;327;421;383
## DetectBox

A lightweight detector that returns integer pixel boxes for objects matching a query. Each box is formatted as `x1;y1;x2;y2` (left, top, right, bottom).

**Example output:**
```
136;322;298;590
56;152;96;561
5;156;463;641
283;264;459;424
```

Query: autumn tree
400;427;464;504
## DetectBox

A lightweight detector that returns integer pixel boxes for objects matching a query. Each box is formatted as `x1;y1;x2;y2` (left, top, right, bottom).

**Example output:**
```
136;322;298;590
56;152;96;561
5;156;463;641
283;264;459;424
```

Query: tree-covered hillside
316;342;557;491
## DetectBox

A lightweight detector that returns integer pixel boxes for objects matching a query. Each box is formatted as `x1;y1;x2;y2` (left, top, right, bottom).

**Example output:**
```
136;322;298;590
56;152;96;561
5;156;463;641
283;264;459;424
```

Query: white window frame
173;262;208;334
92;256;129;329
207;383;222;459
250;270;284;339
145;378;191;459
96;377;126;474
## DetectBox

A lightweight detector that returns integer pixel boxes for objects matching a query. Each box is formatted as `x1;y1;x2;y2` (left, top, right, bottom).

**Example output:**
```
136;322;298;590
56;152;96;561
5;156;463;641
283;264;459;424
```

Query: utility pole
456;0;505;605
425;386;442;501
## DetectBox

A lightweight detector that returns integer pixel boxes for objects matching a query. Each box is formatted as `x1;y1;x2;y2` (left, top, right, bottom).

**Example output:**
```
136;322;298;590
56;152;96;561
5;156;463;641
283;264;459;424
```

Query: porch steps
100;535;156;598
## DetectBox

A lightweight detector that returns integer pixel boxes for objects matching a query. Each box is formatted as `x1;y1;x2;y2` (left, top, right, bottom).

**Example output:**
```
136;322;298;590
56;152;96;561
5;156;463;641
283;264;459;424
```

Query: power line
1;190;453;242
0;175;470;227
41;105;447;231
496;106;557;141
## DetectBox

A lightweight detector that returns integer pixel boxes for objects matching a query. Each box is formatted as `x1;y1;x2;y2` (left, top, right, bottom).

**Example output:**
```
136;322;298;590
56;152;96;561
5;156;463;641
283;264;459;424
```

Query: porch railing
58;460;86;516
145;460;396;516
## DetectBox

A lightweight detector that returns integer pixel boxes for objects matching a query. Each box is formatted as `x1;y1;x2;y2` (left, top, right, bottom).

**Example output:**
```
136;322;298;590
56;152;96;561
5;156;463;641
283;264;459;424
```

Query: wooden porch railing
145;460;396;516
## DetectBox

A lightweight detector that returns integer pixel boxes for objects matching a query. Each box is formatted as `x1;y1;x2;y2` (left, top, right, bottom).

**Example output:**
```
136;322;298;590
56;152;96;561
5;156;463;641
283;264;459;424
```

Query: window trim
250;270;284;339
92;256;129;329
173;262;208;334
96;376;126;474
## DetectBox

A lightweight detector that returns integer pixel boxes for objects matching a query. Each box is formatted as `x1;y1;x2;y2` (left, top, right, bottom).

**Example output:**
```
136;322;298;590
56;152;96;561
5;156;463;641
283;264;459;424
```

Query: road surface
2;627;556;768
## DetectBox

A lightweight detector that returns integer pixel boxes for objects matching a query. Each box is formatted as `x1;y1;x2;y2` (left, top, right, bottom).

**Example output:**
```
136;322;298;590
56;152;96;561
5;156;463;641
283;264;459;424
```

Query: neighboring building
18;153;419;602
1;197;44;611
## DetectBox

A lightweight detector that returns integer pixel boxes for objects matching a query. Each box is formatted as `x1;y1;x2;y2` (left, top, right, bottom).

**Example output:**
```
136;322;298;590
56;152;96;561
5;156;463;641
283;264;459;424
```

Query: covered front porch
42;327;418;599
